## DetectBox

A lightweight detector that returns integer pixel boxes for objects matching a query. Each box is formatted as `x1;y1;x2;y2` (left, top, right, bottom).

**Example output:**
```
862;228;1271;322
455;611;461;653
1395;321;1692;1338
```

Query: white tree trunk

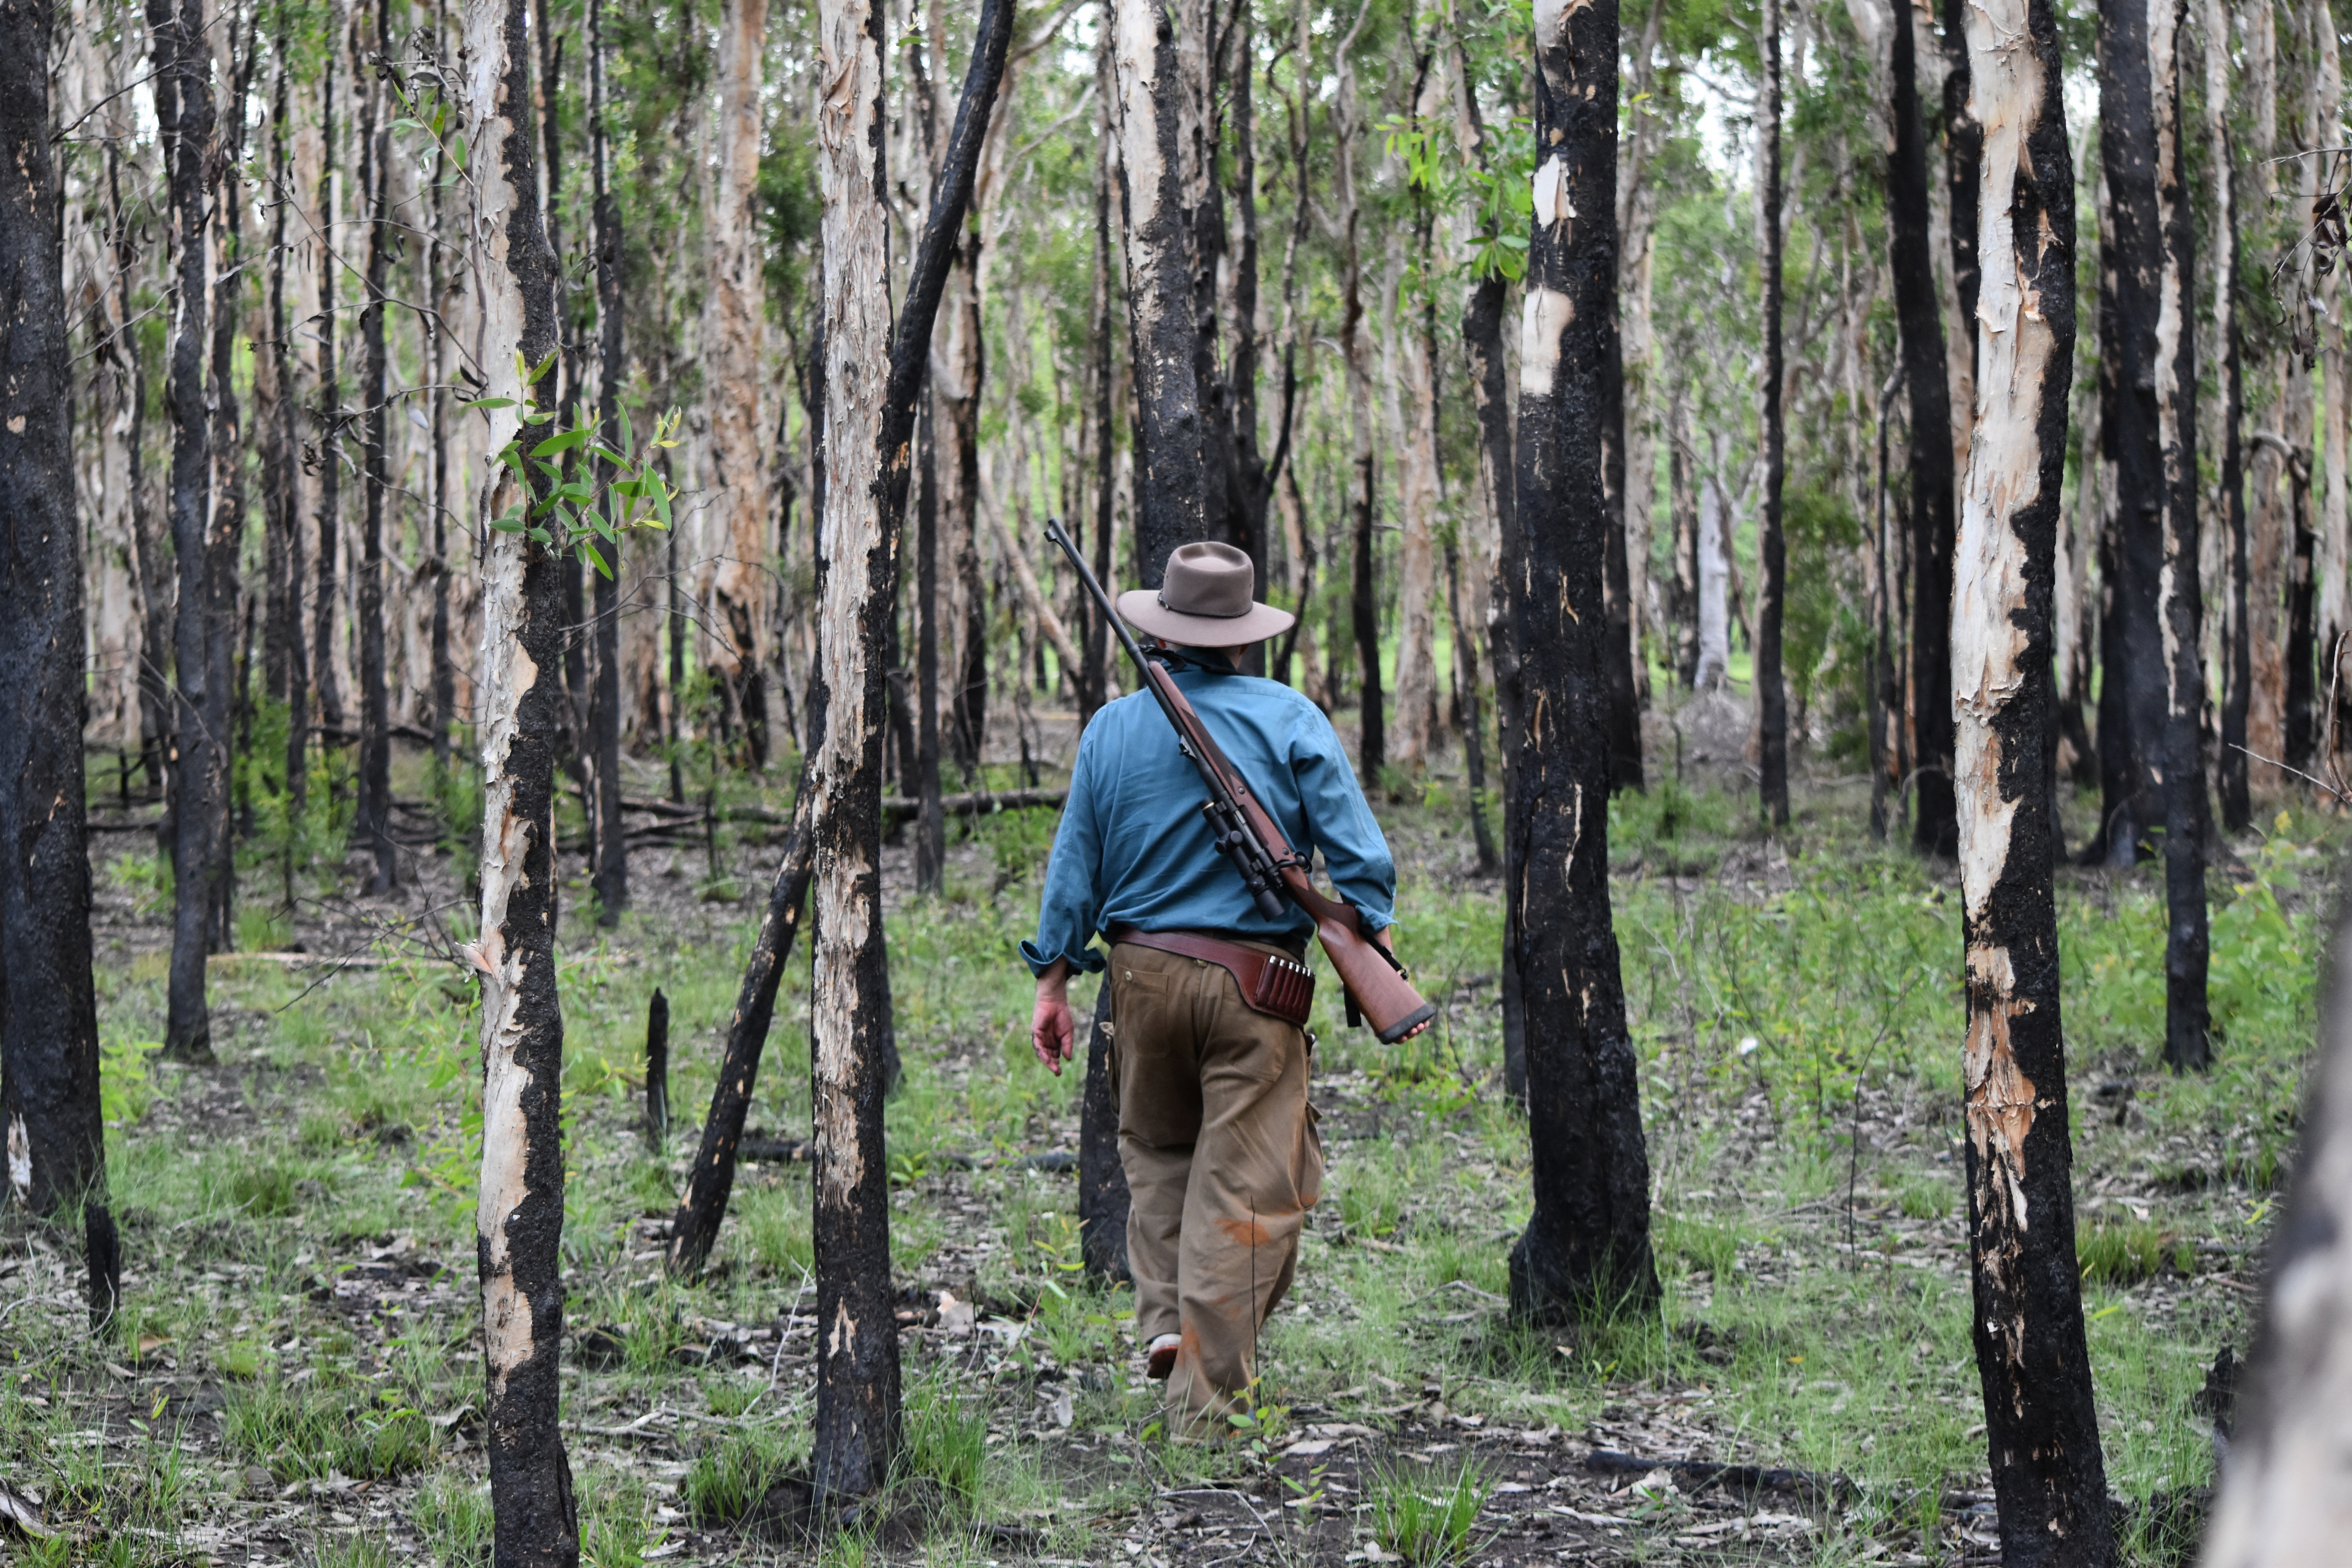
1697;472;1730;691
704;0;771;719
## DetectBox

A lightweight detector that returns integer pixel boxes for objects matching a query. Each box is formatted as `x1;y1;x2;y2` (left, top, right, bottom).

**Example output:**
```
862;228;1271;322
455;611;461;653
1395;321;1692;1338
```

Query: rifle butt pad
1375;1001;1438;1044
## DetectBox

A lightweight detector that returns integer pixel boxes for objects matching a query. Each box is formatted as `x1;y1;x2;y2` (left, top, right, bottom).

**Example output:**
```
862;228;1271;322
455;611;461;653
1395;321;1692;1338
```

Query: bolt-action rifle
1046;520;1436;1044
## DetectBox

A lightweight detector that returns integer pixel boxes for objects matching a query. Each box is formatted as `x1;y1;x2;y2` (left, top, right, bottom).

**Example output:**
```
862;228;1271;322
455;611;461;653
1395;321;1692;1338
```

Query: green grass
1369;1454;1491;1564
19;754;2324;1564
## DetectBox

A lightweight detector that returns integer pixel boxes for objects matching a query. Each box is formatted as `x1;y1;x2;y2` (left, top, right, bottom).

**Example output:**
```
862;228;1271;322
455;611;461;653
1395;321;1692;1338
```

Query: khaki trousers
1109;939;1323;1429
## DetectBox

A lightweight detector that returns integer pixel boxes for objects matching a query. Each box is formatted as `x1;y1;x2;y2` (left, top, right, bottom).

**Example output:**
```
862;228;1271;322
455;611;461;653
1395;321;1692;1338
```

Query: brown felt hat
1116;541;1296;648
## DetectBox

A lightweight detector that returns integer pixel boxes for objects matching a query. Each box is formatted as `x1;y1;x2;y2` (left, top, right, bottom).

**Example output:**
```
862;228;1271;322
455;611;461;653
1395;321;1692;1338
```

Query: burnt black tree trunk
1755;0;1790;827
2151;0;2209;1071
643;988;670;1150
589;0;627;921
806;0;1010;1501
358;0;396;894
2094;0;2168;870
2209;0;2252;837
0;0;109;1263
152;0;221;1065
915;398;946;893
463;0;579;1554
1112;0;1212;586
1598;220;1642;793
1916;0;1978;858
2286;447;2318;769
1949;0;2115;1552
266;23;308;822
666;764;815;1278
1505;0;1659;1323
205;29;251;950
1076;980;1130;1279
1888;0;1956;851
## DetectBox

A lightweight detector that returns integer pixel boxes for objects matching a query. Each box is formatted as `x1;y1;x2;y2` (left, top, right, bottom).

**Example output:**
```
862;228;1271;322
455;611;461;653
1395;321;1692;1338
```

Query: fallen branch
666;761;816;1278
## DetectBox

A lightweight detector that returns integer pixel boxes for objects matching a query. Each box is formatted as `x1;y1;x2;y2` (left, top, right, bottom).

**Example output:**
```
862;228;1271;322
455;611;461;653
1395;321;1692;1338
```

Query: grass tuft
1368;1454;1491;1565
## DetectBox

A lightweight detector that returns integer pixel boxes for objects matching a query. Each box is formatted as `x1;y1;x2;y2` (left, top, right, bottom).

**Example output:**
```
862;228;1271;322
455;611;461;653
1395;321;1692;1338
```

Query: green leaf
526;349;559;386
579;539;613;579
448;133;467;170
530;426;590;459
652;482;673;531
616;405;636;454
460;396;516;411
491;515;525;533
527;526;552;545
587;443;629;468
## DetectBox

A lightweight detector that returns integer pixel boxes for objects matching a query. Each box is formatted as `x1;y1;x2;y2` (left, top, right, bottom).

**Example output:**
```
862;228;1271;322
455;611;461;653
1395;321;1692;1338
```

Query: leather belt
1107;925;1315;1028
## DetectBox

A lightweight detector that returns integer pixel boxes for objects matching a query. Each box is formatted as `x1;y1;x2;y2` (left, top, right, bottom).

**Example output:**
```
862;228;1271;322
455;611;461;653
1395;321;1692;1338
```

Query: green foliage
100;1035;164;1128
901;1374;988;1502
682;1423;798;1527
409;1476;494;1568
1368;1455;1491;1565
222;1375;434;1483
2077;1219;2196;1287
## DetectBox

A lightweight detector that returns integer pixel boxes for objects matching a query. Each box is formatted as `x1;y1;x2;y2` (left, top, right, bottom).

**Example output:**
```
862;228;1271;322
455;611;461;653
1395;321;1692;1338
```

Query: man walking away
1024;541;1401;1431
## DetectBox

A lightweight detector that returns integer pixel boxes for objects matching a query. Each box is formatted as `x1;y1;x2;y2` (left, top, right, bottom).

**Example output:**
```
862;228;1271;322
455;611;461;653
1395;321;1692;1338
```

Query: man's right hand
1032;961;1075;1076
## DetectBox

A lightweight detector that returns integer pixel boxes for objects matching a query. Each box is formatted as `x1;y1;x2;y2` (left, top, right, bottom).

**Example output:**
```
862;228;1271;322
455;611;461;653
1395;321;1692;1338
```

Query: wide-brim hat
1116;540;1296;647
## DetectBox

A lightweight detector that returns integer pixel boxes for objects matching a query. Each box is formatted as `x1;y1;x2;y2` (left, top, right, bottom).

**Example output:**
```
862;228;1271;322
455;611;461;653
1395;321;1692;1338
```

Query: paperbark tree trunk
1113;0;1211;586
2207;0;2252;835
1755;0;1790;827
152;0;221;1065
808;0;1010;1499
2200;863;2352;1552
315;27;343;739
1506;0;1659;1326
1950;0;2115;1553
1888;0;1956;850
2150;0;2211;1070
0;0;108;1241
590;0;627;922
358;0;396;895
706;0;773;770
1697;474;1730;689
429;139;453;788
458;0;578;1553
2096;0;2170;868
107;144;171;812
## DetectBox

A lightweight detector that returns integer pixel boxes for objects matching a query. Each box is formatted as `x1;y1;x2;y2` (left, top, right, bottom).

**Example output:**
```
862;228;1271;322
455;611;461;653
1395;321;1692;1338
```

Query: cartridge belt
1106;925;1316;1028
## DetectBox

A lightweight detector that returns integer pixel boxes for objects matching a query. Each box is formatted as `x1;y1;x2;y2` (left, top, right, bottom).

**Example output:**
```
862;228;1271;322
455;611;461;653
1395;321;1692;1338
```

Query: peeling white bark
1110;0;1172;354
458;0;544;1403
2151;0;2193;716
1519;287;1573;397
1951;0;2052;927
812;0;890;1216
1696;472;1730;690
705;0;771;681
6;1114;28;1204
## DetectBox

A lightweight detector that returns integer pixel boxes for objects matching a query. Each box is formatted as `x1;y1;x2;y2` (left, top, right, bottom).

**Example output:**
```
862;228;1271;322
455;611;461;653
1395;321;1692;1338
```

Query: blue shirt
1022;663;1397;976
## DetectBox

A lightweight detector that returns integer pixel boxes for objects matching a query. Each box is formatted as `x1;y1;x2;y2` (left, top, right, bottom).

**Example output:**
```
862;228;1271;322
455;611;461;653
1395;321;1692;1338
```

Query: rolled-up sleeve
1021;735;1109;975
1290;709;1396;931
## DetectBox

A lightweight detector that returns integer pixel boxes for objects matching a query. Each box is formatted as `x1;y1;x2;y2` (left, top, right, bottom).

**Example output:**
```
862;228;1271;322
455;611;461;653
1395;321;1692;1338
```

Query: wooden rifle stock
1140;664;1436;1044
